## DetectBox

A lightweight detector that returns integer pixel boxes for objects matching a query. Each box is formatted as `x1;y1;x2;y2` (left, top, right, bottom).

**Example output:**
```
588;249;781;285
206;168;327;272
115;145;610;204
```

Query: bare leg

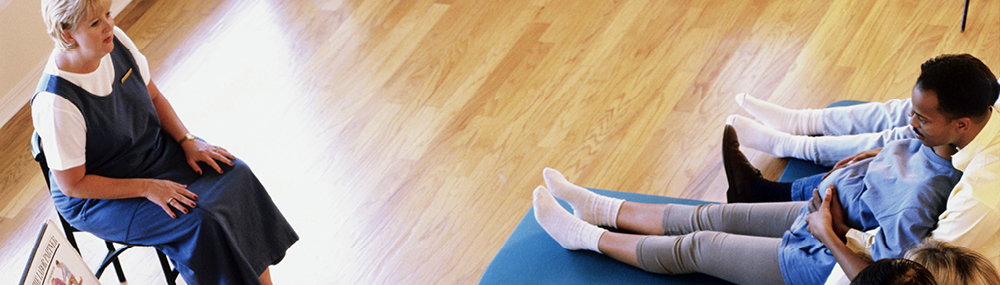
597;231;644;268
543;168;669;234
615;201;668;235
259;267;272;285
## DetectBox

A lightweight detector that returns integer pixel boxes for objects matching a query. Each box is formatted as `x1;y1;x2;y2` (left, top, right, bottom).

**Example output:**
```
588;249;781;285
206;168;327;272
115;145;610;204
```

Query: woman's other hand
143;179;198;219
180;138;235;175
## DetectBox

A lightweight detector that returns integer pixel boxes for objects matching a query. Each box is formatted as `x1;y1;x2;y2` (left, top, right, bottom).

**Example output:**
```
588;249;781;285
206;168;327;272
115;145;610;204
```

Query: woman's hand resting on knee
180;138;235;175
143;179;199;219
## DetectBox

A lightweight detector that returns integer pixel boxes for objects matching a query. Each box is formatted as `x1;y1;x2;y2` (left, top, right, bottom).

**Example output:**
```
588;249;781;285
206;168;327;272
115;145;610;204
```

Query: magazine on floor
20;219;100;285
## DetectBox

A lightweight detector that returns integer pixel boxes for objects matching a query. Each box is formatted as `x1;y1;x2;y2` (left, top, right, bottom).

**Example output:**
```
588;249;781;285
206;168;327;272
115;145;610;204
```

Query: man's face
909;86;960;147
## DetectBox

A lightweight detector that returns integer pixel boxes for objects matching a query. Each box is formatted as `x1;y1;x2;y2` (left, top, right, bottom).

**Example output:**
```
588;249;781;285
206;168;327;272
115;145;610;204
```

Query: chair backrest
30;132;81;248
30;132;51;187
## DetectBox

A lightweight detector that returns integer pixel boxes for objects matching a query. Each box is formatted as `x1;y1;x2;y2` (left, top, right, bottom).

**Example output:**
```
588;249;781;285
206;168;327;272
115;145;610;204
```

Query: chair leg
105;241;128;283
962;0;970;31
157;250;178;285
57;213;178;284
95;243;132;280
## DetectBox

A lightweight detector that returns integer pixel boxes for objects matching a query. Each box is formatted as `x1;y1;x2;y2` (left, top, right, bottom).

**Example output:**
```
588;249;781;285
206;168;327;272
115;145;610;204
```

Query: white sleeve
113;26;150;85
31;92;87;170
846;228;876;257
823;228;878;285
823;264;851;285
931;184;1000;268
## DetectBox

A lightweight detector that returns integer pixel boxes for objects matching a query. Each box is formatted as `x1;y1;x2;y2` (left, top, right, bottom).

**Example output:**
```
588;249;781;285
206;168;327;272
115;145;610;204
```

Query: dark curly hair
916;54;999;121
851;258;937;285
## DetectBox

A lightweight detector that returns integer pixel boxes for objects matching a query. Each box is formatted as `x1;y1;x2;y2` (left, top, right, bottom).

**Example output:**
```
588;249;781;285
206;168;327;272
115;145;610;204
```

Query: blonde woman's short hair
905;239;1000;285
40;0;104;50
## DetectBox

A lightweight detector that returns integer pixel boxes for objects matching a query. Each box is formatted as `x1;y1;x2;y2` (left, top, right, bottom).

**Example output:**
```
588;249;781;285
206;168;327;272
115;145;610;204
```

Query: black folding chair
31;132;179;285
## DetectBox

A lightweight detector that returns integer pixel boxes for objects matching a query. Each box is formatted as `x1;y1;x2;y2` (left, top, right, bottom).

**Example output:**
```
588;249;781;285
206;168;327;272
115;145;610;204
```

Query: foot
533;186;605;252
543;168;624;228
722;125;763;203
734;93;824;135
725;114;814;161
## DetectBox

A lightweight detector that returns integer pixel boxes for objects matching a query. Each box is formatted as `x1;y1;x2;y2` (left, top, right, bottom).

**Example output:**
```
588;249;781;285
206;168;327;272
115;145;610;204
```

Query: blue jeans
789;173;826;202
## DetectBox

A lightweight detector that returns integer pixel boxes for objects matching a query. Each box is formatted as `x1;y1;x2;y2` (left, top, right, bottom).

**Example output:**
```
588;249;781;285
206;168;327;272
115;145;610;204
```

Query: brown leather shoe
723;125;763;203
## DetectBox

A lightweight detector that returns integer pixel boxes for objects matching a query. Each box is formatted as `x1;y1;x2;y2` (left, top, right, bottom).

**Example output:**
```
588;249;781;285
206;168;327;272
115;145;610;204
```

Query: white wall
0;0;131;128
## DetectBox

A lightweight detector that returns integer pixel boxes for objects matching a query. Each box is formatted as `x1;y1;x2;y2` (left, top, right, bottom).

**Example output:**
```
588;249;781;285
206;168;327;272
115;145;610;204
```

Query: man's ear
955;117;973;133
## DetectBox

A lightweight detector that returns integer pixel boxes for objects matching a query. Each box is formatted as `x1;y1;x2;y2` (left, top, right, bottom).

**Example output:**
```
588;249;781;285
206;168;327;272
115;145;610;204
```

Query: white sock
543;168;624;228
726;115;817;162
734;93;825;135
533;186;605;253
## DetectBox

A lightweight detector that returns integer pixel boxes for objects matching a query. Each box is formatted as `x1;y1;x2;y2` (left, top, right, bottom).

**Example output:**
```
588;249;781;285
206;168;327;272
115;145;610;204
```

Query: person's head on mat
850;258;936;285
909;54;999;149
905;239;1000;285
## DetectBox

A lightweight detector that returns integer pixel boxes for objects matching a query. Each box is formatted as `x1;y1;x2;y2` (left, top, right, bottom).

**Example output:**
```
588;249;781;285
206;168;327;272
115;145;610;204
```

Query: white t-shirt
31;26;151;171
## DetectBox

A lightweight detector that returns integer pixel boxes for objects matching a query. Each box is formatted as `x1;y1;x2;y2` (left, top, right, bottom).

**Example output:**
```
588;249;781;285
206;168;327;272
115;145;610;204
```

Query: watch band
178;133;196;144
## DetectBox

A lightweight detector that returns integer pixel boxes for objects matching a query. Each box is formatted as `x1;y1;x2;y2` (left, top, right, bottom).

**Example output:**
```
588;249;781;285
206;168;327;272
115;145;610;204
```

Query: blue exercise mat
779;158;830;183
481;100;868;284
480;188;732;285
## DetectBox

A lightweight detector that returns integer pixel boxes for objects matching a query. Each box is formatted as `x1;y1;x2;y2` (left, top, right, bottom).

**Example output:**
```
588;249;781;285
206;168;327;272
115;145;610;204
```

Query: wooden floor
1;0;998;283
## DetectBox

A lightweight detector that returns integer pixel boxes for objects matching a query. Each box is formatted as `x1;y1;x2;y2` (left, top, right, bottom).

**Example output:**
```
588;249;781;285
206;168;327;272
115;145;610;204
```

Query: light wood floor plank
1;0;998;284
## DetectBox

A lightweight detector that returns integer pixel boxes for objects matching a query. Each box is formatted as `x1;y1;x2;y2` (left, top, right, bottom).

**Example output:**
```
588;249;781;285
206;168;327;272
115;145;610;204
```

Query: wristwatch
178;133;196;144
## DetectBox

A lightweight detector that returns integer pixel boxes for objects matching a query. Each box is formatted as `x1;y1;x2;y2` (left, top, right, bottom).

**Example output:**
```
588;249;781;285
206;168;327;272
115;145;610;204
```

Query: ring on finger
166;197;175;204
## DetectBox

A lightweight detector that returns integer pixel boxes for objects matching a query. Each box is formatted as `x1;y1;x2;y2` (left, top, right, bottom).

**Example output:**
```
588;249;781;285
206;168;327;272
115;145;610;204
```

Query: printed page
20;219;101;285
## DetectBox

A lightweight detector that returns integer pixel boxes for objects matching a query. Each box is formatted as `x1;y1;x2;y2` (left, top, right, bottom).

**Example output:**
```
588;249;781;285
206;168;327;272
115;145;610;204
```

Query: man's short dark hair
916;54;999;120
852;258;937;285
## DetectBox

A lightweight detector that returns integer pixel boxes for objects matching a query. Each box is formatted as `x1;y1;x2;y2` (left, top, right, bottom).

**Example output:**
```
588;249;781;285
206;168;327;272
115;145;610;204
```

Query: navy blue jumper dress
34;37;298;285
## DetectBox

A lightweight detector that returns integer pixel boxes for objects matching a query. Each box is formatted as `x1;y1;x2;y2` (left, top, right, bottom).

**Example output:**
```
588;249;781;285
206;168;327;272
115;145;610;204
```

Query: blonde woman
906;240;1000;285
33;0;297;283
